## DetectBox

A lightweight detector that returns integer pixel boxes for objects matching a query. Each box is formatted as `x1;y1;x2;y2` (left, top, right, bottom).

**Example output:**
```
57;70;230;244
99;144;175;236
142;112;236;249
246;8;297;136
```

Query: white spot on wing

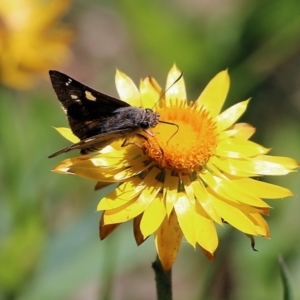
84;138;95;142
71;94;81;103
65;78;72;86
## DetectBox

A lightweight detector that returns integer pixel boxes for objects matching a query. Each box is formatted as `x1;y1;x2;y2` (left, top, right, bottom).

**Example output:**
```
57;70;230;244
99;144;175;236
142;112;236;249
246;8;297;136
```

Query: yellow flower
0;0;73;89
53;65;298;271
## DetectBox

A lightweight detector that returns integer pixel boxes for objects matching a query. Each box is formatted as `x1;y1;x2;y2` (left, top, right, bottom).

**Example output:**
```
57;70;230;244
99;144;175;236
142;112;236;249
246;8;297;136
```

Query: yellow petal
53;156;90;174
114;162;156;180
140;76;161;108
249;213;269;237
191;180;222;224
209;157;258;177
91;153;146;169
164;170;179;216
140;194;166;237
217;198;268;215
97;178;142;210
231;123;256;139
218;123;255;141
94;181;114;190
231;178;294;199
89;156;127;168
155;210;182;271
99;213;120;239
54;127;79;143
201;171;270;208
102;198;136;224
68;160;121;181
133;215;145;245
196;70;230;117
212;196;258;235
219;130;237;140
125;170;162;220
54;156;122;180
256;155;299;171
195;204;218;253
200;247;215;261
166;64;186;104
174;192;196;247
216;138;270;158
216;100;250;132
215;155;298;176
181;175;195;202
115;70;140;106
100;168;162;222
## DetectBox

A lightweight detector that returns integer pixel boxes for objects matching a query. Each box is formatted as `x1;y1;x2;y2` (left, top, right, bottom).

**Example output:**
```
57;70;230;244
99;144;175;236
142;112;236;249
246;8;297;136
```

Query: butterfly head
140;108;160;129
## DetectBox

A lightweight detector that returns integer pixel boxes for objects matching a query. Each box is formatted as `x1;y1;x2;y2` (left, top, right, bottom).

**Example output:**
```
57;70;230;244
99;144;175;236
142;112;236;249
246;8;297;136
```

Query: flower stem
152;256;173;300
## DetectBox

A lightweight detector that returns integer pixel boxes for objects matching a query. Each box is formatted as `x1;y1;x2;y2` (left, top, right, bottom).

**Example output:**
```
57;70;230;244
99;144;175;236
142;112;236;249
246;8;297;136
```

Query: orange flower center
141;101;219;173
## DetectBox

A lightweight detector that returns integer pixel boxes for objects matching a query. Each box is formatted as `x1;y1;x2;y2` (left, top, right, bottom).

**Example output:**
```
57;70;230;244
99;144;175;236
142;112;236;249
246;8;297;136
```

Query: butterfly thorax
113;107;160;129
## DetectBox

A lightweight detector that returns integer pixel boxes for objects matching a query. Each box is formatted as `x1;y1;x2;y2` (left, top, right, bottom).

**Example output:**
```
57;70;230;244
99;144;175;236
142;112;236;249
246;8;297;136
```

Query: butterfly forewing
49;70;130;140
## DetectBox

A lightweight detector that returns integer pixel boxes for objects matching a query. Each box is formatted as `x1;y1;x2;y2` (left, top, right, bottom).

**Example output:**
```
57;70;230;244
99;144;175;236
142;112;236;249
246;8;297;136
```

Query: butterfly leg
121;133;164;157
143;129;155;137
139;133;165;157
120;133;159;152
121;135;146;150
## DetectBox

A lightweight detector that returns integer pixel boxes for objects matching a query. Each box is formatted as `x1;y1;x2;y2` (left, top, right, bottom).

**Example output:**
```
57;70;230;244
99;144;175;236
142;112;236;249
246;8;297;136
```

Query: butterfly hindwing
48;129;134;158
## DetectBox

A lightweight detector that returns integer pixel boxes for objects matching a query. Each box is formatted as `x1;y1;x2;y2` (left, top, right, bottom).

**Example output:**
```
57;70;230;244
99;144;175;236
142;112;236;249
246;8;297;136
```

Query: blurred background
1;0;300;299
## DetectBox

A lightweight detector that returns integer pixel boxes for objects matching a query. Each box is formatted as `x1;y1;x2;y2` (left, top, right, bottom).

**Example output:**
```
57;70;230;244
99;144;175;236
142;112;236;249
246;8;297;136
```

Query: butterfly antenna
152;72;184;109
153;72;184;143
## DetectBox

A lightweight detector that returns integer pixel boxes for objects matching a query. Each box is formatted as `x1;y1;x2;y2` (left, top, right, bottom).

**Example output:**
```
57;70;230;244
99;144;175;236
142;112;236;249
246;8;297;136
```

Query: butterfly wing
49;70;130;140
48;129;134;158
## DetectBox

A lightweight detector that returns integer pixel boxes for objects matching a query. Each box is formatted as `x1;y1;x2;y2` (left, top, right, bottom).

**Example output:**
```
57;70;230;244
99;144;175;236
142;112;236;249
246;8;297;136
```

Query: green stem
278;255;294;300
152;256;173;300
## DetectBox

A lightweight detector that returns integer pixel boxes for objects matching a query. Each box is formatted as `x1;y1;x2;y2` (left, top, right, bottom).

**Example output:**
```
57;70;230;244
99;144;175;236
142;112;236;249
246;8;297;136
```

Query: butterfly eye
140;108;155;128
140;120;150;129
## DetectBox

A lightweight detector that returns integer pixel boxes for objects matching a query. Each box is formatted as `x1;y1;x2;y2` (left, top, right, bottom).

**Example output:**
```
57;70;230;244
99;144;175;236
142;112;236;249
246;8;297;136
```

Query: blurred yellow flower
53;66;298;271
0;0;73;89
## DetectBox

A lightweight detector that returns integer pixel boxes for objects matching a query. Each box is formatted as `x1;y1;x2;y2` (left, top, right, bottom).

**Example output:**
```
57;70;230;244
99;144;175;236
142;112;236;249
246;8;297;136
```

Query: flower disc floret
142;101;219;173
